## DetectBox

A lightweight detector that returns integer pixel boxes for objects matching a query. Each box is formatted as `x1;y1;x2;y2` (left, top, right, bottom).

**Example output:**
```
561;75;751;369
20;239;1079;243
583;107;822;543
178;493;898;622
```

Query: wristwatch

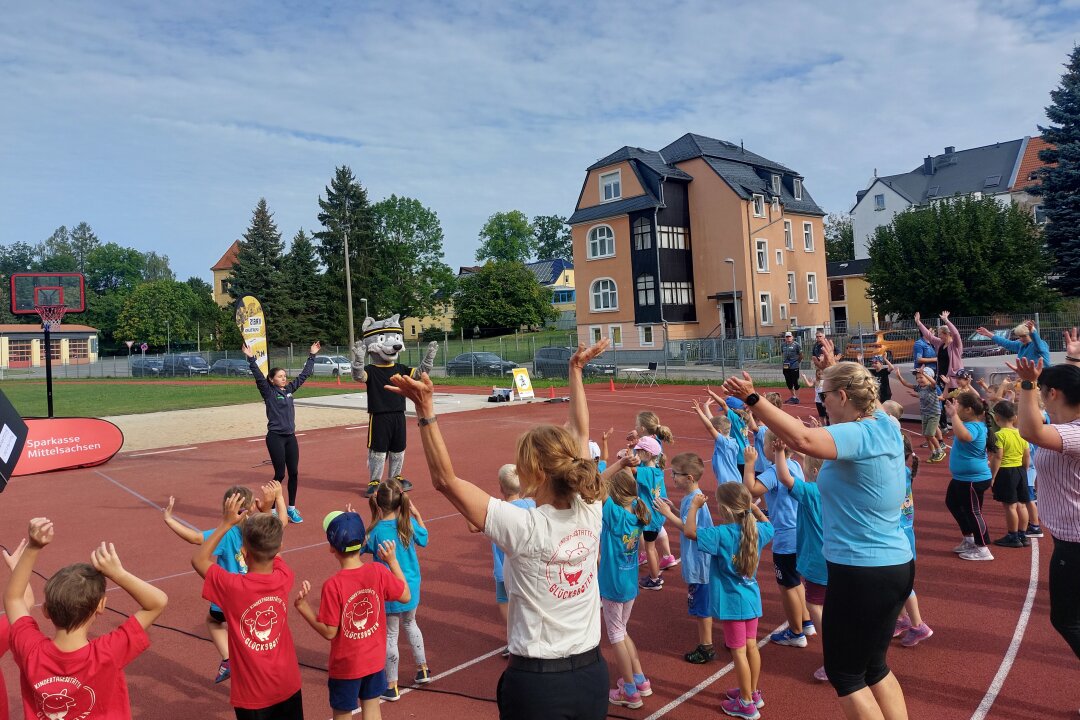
1020;381;1036;391
418;416;438;427
745;393;760;406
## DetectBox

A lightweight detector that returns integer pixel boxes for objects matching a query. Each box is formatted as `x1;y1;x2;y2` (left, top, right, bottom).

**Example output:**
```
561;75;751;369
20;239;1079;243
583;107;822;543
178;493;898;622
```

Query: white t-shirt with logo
485;495;602;659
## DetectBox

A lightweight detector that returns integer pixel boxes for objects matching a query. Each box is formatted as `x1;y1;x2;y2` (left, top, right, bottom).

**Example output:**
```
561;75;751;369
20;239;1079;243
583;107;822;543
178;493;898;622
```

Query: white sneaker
959;546;994;561
952;539;976;553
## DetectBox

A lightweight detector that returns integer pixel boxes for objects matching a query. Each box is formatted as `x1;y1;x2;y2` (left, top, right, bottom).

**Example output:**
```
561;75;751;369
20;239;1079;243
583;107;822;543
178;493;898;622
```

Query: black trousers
1051;537;1080;659
783;368;800;392
823;560;914;697
234;690;303;720
496;654;608;719
266;432;299;506
945;479;991;546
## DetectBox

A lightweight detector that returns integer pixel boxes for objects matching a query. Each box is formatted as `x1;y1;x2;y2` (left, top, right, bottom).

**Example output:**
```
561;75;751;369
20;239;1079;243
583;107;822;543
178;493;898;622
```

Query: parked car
210;358;253;376
532;346;616;379
841;330;916;363
130;356;163;377
963;330;1010;358
446;352;518;377
162;353;210;376
311;355;352;377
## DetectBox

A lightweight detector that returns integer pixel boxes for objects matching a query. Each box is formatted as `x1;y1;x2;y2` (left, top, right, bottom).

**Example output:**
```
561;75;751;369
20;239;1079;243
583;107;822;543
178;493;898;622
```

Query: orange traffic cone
336;372;341;385
549;384;555;399
609;377;616;392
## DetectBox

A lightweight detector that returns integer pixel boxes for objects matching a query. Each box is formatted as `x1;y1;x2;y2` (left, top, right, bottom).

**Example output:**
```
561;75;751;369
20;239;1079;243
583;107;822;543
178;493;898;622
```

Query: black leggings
945;479;991;546
783;368;800;393
823;560;914;697
266;432;299;506
1050;537;1080;659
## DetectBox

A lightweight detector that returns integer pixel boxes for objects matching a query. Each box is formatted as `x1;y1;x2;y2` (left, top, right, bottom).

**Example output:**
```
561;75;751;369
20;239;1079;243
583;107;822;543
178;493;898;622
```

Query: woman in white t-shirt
388;340;612;720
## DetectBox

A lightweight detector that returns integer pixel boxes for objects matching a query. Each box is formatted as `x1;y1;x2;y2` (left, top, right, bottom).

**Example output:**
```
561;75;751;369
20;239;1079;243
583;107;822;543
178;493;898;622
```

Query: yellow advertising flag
234;295;269;377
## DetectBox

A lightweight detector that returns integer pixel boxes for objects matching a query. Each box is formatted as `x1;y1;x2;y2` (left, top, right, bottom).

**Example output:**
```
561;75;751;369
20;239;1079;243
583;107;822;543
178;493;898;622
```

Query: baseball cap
955;369;973;380
917;367;936;380
633;436;662;456
323;511;366;553
783;332;793;338
871;355;884;364
725;397;745;409
588;441;601;459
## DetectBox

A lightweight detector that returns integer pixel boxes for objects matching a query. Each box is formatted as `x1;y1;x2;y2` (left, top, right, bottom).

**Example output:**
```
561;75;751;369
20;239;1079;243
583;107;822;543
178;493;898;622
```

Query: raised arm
294;580;338;640
741;446;768;498
2;540;35;610
287;342;319;393
568;340;611;457
943;400;973;442
683;492;707;540
1010;358;1063;450
91;542;168;630
774;448;796;490
692;399;720;439
941;311;963;351
243;344;272;396
162;497;204;544
600;454;639;486
193;493;246;578
4;519;51;623
893;368;914;389
722;372;838;460
600;427;613;462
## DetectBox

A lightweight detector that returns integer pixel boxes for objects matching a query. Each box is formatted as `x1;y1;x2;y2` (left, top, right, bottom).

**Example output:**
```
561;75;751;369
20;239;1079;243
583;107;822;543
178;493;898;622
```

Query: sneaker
724;688;764;709
380;686;400;702
920;441;929;448
785;397;799;405
993;534;1024;548
500;647;510;658
1020;534;1031;547
638;551;648;567
813;665;829;682
214;659;230;684
684;644;716;664
639;576;664;591
720;695;761;719
609;685;643;710
634;678;653;697
415;666;432;684
927;450;946;463
959;546;995;561
659;554;681;571
893;615;912;638
286;507;304;524
770;628;807;647
952;539;976;553
901;623;934;647
802;620;817;636
1026;524;1044;538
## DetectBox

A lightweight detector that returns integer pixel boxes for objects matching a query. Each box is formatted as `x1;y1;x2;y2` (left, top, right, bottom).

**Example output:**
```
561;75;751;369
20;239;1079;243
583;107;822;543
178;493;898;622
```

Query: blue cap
726;397;745;409
323;511;366;553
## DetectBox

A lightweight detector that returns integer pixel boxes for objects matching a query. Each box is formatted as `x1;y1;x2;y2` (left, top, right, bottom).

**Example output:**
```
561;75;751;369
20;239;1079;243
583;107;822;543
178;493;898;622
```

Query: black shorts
234;690;302;720
208;607;225;623
773;552;802;588
642;530;659;542
993;466;1031;504
368;413;406;453
783;367;800;391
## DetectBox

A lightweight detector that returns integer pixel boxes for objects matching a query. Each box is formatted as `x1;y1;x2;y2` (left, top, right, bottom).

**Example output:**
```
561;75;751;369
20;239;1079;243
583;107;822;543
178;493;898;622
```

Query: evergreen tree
314;166;377;344
37;226;77;271
532;214;572;261
69;222;100;272
1033;46;1080;295
229;198;290;345
281;229;323;343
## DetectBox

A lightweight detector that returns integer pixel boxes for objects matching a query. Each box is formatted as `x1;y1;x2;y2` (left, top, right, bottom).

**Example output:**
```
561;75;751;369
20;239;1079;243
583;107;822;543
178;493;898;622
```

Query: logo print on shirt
240;596;287;651
544;529;597;600
341;588;380;640
32;682;96;720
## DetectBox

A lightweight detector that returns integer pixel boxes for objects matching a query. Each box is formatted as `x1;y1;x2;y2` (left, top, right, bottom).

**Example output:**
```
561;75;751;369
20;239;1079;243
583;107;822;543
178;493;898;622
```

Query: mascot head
361;314;404;364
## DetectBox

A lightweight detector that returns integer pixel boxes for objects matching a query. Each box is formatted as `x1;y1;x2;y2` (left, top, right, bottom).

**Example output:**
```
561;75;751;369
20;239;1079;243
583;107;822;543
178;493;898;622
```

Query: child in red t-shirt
294;506;409;720
194;492;302;719
4;518;168;720
1;539;36;720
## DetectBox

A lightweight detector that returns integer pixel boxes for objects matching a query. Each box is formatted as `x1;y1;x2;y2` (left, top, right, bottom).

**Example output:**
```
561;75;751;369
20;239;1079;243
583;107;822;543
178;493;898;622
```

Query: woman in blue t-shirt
943;393;999;561
723;348;913;720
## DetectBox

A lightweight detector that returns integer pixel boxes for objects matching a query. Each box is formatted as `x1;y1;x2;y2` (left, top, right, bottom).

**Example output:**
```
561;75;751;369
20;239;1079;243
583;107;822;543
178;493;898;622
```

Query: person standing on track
723;338;913;720
244;340;319;524
780;332;803;405
915;310;964;431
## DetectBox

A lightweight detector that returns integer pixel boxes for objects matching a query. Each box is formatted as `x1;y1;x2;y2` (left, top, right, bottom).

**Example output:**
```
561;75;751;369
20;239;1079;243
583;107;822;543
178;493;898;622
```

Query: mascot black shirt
365;363;416;414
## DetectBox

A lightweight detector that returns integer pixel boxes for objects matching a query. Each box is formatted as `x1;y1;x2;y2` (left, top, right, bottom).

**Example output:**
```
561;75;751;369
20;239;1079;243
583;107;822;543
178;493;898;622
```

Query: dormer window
752;194;765;217
771;174;781;195
793;178;803;200
600;171;621;202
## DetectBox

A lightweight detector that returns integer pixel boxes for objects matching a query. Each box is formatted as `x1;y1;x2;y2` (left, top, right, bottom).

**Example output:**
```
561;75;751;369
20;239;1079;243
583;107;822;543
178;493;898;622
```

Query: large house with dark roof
569;133;829;348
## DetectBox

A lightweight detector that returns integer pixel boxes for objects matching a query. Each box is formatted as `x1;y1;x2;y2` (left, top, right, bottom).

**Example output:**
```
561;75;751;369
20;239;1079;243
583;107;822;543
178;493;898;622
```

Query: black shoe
993;534;1024;548
684;644;716;664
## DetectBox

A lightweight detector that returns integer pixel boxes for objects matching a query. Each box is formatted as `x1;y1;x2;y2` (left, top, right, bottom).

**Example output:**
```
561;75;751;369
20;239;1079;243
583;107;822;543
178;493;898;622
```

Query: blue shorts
329;670;388;711
687;583;710;618
495;579;508;604
902;525;916;561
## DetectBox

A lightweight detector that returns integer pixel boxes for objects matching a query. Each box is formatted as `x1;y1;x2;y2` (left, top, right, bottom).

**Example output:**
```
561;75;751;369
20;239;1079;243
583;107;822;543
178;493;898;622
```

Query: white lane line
128;447;197;457
645;622;786;720
93;470;198;529
969;539;1040;720
345;425;368;430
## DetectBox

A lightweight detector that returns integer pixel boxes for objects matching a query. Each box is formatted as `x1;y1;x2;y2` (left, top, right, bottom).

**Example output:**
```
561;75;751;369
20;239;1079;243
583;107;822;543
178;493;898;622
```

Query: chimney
944;146;955;154
923;156;934;175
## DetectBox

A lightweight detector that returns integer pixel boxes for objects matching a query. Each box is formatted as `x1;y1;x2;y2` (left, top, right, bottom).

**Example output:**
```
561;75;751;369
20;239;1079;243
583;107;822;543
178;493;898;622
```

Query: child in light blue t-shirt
692;398;740;484
633;437;668;591
894;436;933;646
943;394;999;559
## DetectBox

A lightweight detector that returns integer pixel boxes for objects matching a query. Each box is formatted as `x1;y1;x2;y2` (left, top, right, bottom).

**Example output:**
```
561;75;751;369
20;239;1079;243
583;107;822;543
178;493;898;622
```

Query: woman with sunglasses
723;339;912;720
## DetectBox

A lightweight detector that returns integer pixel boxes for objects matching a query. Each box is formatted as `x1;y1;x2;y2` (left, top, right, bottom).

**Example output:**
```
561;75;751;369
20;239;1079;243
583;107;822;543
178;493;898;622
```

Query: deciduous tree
454;261;557;334
824;214;854;262
371;195;456;321
532;214;572;261
476;211;533;264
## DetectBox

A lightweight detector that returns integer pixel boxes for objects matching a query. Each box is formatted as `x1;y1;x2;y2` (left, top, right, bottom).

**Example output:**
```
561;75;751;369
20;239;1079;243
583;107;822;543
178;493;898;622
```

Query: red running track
0;384;1075;719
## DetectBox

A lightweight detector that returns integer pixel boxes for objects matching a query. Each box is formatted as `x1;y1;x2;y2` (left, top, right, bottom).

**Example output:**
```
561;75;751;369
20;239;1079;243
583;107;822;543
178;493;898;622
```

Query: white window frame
752;194;765;217
755;239;769;272
803;222;814;251
807;272;819;303
590;278;619;312
771;197;780;213
771;175;781;195
657;225;689;250
590;325;603;344
787;271;797;303
794;178;803;200
790;315;798;327
608;324;623;347
779;303;788;320
759;292;773;326
636;274;656;306
633;217;652;250
775;249;784;267
600;170;621;203
587;224;615;260
874;193;886;211
660;281;694;305
784;220;793;250
639;325;655;347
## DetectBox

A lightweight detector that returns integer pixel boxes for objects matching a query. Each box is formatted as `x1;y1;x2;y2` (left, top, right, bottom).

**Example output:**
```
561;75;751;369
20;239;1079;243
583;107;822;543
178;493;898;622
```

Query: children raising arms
6;518;167;720
693;398;740;485
633;436;669;591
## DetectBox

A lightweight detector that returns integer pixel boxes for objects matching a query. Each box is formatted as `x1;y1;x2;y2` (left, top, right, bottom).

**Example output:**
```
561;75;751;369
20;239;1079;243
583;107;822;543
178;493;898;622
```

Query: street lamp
723;258;740;341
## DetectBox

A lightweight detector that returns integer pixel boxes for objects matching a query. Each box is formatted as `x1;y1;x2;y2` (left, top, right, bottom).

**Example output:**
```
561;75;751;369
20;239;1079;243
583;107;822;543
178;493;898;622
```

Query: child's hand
2;538;28;571
690;493;708;509
261;480;281;508
943;398;957;419
620;453;641;468
223;493;247;526
90;542;125;579
163;496;176;521
376;539;398;564
294;580;312;608
771;437;786;455
625;429;639;443
27;518;54;549
806;416;821;428
743;445;758;464
344;502;355;514
652;497;674;516
601;427;614;442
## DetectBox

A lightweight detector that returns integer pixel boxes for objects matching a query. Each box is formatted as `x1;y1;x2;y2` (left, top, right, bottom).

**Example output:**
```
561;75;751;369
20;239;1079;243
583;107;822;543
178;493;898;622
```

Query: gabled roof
212;240;241;272
587;147;692;180
0;323;98;333
827;258;871;278
568;194;661;225
1012;136;1054;191
703;157;825;216
661;133;794;174
525;258;574;286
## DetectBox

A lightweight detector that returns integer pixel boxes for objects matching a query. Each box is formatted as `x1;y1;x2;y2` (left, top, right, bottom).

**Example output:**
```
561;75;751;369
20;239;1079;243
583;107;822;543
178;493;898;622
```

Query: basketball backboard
10;273;85;315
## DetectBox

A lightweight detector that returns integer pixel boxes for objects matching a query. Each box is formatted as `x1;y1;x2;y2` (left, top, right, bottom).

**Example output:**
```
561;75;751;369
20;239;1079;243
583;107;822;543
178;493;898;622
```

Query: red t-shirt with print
9;614;149;720
317;563;405;679
203;556;301;710
1;616;9;720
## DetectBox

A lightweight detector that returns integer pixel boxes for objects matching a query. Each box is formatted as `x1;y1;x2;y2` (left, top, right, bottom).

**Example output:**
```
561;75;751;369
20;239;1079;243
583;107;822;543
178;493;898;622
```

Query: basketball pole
43;321;54;418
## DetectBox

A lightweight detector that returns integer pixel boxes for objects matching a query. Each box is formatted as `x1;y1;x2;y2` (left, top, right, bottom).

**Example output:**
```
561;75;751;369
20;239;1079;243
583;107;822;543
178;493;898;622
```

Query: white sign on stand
512;368;535;400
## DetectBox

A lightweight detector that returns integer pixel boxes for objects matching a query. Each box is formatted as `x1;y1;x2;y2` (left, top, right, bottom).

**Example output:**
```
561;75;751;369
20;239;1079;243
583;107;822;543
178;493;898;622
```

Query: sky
1;0;1079;284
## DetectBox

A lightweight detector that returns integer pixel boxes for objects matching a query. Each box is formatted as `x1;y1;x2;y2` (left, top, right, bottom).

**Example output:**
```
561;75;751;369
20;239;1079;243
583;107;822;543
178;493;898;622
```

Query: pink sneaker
618;676;653;697
658;554;681;571
813;665;828;682
638;551;647;567
900;623;934;647
609;685;643;709
724;688;764;709
893;615;912;638
720;694;761;719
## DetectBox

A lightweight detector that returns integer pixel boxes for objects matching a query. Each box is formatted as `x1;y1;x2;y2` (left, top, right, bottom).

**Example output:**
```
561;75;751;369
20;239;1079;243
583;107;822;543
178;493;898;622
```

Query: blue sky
1;0;1078;283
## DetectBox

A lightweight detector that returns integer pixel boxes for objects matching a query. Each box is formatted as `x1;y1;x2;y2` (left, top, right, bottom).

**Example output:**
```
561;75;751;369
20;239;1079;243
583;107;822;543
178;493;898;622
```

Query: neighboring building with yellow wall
211;240;240;307
402;303;456;341
825;258;878;334
0;324;99;368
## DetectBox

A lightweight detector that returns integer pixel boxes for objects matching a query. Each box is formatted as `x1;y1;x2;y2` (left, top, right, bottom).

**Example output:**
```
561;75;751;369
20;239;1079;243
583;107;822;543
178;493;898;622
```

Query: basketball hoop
35;305;68;331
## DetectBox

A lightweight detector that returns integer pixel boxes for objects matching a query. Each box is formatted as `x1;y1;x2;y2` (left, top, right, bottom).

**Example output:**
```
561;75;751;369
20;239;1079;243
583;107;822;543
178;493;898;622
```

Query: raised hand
223;493;247;526
386;372;435;408
743;445;758;464
294;579;312;608
940;310;951;321
806;416;821;428
163;496;176;521
376;539;398;564
722;371;756;401
914;311;921;323
90;542;125;579
261;480;282;508
601;427;614;442
310;341;321;355
570;339;611;371
1065;328;1080;359
976;327;994;339
241;343;254;358
1006;357;1044;382
2;538;28;571
690;493;708;509
1024;319;1036;332
28;518;53;549
943;398;958;419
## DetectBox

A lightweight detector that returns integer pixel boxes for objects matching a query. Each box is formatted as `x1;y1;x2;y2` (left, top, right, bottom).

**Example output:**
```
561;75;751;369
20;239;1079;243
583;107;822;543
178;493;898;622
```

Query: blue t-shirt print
696;521;775;621
949;421;993;482
635;466;668;533
712;434;741;484
366;517;429;614
599;498;644;602
679;490;713;585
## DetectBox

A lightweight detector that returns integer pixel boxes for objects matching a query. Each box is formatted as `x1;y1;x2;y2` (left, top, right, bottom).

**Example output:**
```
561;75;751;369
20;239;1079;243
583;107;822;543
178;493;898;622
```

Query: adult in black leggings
244;341;318;524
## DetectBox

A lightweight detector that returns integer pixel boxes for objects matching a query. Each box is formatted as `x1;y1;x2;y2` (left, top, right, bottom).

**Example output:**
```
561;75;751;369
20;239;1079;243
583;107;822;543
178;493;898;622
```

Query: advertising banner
235;295;269;377
0;391;29;490
13;417;124;476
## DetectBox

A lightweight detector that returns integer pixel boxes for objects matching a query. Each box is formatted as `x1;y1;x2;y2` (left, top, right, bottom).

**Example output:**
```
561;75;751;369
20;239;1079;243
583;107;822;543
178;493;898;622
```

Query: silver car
311;354;352;376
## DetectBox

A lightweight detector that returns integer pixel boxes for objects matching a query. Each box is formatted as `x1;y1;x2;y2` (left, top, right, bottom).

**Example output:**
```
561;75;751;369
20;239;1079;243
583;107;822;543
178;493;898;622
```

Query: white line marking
93;470;199;528
969;539;1040;720
645;623;786;720
128;447;197;457
247;438;263;442
345;425;368;430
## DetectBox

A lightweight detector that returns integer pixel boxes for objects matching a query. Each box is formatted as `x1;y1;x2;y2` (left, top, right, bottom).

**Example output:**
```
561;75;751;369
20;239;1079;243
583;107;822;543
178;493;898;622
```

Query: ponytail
713;483;759;578
374;477;414;548
654;424;675;444
609;469;650;526
516;426;603;503
903;434;920;482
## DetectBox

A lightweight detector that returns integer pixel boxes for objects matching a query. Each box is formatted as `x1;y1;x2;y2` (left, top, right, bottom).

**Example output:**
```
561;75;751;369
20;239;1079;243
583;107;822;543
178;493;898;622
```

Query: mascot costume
350;314;438;495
